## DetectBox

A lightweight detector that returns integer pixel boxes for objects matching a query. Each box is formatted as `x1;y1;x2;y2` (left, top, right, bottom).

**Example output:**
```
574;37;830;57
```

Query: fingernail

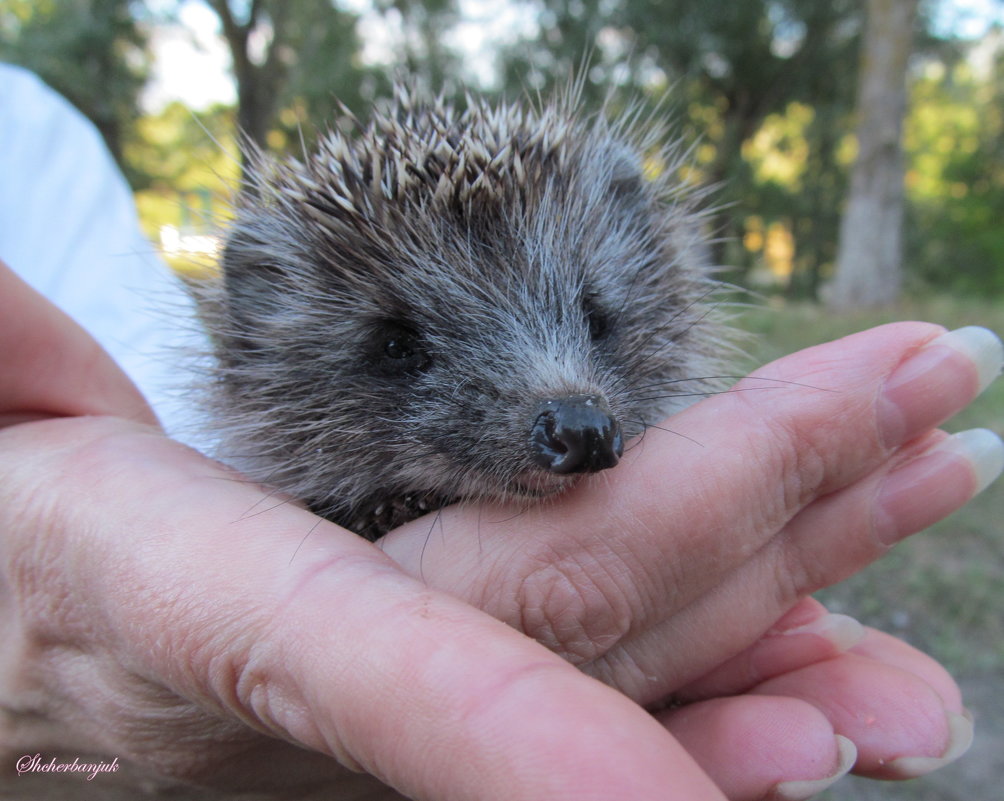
875;429;1004;545
778;613;865;652
938;326;1004;394
879;327;1003;448
939;428;1004;494
764;735;856;801
883;710;974;779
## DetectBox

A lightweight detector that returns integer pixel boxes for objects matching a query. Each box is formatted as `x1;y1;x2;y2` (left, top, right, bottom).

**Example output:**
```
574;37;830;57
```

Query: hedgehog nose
529;394;624;475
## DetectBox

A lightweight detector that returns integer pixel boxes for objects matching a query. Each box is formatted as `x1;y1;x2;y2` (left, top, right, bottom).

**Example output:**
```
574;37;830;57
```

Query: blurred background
1;1;1001;798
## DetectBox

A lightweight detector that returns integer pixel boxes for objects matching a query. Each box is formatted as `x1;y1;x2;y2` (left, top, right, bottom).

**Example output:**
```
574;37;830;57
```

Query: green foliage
271;0;382;128
0;0;149;171
495;0;865;290
373;0;461;90
203;0;393;158
6;0;999;297
493;0;1004;298
125;101;239;242
496;0;617;103
905;56;1004;295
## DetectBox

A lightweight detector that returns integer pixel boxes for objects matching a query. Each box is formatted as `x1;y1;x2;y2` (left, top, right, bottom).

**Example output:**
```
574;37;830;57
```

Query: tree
125;101;239;242
628;1;865;279
496;0;621;105
904;41;1004;295
496;0;863;285
374;0;461;91
207;0;302;167
0;0;150;173
204;0;373;171
826;0;919;309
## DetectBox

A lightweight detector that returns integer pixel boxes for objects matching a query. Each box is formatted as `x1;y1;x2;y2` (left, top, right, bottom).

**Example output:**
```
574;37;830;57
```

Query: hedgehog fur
191;83;735;540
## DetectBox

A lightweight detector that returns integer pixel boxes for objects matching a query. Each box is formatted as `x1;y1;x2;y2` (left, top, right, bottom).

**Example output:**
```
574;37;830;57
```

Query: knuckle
735;396;832;528
511;542;637;665
2;490;77;640
773;533;830;603
778;422;830;517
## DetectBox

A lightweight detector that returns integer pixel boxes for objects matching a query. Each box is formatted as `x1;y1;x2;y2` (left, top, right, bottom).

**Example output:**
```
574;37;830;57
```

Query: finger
764;426;1003;593
380;324;1001;693
751;652;973;780
384;323;994;593
665;625;973;793
672;598;865;702
583;424;1001;701
657;695;857;801
2;417;727;801
0;260;157;427
849;627;963;712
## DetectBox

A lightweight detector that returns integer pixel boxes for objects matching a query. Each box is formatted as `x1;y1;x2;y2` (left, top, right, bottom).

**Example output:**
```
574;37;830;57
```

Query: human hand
1;261;1000;800
379;318;1002;795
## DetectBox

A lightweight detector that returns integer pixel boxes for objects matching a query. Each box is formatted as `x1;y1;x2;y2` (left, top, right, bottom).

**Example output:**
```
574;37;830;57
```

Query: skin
0;260;990;800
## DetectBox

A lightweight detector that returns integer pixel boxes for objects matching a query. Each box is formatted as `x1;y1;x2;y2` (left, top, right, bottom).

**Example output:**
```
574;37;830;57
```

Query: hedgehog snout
528;394;624;475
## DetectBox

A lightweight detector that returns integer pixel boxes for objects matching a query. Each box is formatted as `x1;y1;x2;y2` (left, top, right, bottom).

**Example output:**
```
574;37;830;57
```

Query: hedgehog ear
606;147;647;200
219;237;294;329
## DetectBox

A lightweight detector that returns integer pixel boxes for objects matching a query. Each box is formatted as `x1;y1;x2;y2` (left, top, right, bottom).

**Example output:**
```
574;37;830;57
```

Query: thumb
0;259;157;427
12;418;726;800
139;459;727;800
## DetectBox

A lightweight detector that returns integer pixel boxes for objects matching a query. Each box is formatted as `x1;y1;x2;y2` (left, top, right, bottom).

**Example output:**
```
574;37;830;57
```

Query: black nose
529;394;624;475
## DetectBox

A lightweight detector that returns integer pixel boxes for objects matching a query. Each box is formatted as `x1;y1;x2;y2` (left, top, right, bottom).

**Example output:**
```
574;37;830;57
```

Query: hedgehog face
194;87;728;539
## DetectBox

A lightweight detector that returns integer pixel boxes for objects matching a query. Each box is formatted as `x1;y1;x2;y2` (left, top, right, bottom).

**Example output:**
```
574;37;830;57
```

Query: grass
742;295;1004;801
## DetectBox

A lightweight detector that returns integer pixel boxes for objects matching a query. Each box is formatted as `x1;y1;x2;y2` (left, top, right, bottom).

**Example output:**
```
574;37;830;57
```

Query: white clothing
0;64;197;440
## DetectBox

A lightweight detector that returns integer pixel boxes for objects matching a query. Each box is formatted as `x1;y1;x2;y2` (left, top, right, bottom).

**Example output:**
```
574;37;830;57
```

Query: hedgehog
191;83;733;541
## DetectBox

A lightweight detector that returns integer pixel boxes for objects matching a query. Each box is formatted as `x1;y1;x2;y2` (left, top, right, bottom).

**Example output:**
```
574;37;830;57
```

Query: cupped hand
1;261;1000;801
380;318;1001;794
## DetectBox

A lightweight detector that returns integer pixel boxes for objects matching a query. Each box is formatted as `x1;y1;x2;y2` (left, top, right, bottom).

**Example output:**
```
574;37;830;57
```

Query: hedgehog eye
372;322;431;374
583;294;610;341
384;334;418;360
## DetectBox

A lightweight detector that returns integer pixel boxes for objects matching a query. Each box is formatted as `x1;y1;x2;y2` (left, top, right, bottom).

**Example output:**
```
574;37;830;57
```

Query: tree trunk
210;0;289;176
825;0;917;310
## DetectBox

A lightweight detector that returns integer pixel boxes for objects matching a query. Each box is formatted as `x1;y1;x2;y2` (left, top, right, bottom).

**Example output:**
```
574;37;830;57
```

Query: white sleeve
0;64;201;443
